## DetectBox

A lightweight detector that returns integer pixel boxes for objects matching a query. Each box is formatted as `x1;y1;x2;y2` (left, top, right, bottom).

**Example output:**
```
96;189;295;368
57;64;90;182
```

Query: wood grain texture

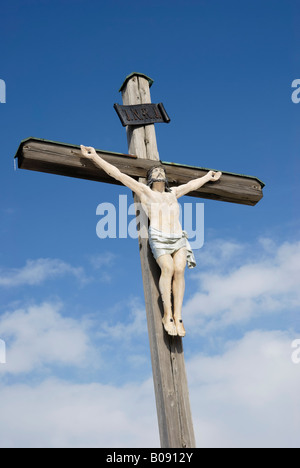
122;74;196;448
16;138;263;206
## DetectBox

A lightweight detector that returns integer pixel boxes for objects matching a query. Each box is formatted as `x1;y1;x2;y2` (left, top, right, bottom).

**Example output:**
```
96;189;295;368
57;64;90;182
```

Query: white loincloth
148;226;196;269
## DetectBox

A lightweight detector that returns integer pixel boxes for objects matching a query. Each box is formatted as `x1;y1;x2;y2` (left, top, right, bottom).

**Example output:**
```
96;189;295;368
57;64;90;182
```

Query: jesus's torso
140;188;182;235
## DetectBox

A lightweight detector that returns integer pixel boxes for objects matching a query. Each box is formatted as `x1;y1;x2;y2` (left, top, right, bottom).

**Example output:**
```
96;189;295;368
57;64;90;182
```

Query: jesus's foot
162;316;177;336
175;318;186;337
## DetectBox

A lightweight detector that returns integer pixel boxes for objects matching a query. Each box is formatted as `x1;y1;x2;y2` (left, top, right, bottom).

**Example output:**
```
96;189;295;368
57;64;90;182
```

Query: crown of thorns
146;165;172;192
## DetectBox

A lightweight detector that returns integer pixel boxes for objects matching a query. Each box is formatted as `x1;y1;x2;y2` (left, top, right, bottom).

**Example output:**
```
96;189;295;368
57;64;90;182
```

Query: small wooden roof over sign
119;72;154;93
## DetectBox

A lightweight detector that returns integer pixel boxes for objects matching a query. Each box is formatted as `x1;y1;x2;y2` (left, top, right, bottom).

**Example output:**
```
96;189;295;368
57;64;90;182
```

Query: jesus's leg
156;254;177;336
172;248;187;337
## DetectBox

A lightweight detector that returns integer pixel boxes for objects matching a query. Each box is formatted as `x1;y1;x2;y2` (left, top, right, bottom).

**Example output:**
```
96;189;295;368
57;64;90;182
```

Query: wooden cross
14;73;264;448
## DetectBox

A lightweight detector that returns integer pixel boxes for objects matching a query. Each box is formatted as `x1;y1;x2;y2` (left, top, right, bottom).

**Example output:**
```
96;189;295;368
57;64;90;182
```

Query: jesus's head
146;165;172;192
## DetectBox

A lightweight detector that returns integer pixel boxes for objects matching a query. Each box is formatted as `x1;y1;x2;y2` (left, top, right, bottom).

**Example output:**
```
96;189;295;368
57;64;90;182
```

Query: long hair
146;165;172;192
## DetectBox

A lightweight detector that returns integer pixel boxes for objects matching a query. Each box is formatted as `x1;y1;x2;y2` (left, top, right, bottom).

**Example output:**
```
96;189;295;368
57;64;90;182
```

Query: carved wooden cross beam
15;137;264;206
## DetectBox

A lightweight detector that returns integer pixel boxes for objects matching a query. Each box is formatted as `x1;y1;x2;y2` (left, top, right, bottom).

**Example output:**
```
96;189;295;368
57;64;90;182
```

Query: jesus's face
151;167;166;181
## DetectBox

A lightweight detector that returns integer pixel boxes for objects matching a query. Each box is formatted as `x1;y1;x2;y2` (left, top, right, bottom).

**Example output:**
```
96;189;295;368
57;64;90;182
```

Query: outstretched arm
174;170;222;198
80;146;148;198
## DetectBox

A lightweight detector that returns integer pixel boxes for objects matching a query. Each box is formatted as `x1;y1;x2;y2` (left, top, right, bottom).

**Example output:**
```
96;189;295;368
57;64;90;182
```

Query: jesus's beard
152;178;167;184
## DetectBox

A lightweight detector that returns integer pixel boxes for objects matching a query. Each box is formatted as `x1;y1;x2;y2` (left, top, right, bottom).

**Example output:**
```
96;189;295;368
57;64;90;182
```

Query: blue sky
0;0;299;448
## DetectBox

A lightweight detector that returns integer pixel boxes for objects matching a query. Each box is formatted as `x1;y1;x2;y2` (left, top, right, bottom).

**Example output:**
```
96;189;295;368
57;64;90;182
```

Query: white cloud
184;239;300;333
89;252;117;270
88;251;118;283
0;378;158;448
99;298;147;341
0;238;299;447
0;330;298;448
0;258;86;287
194;238;246;269
0;302;92;374
188;330;300;448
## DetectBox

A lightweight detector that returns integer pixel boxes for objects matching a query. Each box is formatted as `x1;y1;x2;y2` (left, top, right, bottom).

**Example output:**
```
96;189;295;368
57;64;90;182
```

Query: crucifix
80;147;221;338
14;72;264;448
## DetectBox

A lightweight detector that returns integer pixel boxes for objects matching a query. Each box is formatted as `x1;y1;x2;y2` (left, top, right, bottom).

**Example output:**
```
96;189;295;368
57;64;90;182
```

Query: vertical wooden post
120;74;196;448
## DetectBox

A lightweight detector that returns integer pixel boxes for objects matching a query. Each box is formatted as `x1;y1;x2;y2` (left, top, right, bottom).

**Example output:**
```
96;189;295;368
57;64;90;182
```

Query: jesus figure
80;145;221;337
